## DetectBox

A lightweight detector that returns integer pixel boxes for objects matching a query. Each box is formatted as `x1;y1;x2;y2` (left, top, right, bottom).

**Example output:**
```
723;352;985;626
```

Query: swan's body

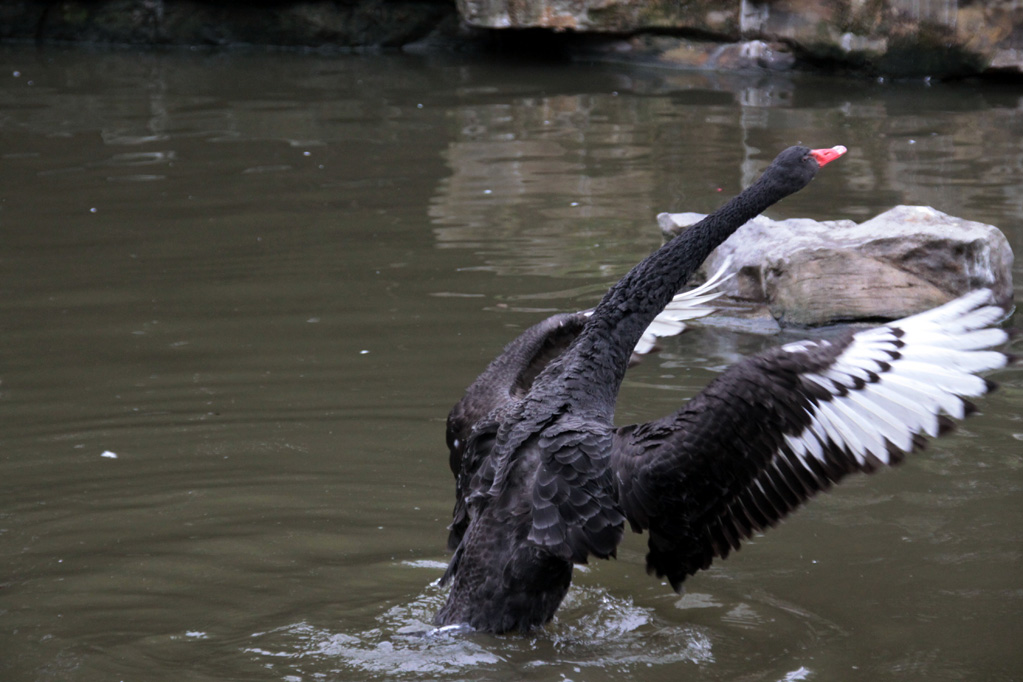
434;145;1014;633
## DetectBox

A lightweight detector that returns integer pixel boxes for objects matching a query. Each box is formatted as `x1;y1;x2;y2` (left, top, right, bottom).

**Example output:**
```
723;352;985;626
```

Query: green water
1;46;1020;681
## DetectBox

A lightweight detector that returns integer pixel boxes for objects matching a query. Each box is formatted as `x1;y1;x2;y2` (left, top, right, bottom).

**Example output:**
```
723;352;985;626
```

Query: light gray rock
658;205;1014;327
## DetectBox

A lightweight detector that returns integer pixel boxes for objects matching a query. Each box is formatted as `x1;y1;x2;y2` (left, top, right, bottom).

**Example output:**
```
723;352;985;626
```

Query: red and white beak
809;145;847;167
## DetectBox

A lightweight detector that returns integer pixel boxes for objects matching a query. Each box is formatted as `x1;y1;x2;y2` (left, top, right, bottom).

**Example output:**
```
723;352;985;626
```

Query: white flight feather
815;399;868;463
917;328;1009;352
821;363;875;385
779;289;1008;471
629;257;735;355
871;376;945;436
881;372;965;420
896;345;1007;373
895;288;994;328
886;360;989;399
842;388;916;452
829;396;890;462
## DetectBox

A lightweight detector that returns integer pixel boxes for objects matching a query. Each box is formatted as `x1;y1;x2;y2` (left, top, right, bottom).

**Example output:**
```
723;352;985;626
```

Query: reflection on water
1;45;1021;682
429;70;1023;290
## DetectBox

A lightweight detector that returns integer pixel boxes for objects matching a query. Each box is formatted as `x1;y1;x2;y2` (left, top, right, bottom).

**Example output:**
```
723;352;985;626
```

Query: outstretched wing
444;312;587;550
445;313;585;478
444;264;733;549
612;289;1014;591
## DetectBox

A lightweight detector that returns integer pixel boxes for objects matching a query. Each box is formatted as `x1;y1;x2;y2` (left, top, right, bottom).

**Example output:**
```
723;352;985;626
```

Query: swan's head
763;145;847;194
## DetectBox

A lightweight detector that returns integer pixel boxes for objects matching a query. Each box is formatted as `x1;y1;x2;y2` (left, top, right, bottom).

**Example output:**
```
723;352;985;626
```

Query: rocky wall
2;0;1022;79
0;0;458;49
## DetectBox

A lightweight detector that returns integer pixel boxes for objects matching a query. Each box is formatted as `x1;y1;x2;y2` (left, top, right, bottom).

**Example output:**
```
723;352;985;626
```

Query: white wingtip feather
632;258;735;356
785;288;1011;475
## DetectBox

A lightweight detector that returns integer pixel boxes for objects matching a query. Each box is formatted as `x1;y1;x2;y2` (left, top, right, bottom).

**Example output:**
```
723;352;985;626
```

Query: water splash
243;578;714;679
543;585;715;670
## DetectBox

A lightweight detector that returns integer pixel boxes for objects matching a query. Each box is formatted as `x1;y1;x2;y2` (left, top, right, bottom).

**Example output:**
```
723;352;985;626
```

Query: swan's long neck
549;174;784;419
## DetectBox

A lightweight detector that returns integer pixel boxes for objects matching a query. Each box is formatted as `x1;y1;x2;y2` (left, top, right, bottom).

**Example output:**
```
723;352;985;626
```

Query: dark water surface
1;46;1021;681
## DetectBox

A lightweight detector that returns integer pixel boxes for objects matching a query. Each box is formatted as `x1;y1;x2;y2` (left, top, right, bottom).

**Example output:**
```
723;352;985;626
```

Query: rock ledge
659;205;1014;327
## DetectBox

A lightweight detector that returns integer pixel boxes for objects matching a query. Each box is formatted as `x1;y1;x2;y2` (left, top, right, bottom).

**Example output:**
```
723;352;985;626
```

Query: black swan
443;260;735;484
435;145;1014;633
